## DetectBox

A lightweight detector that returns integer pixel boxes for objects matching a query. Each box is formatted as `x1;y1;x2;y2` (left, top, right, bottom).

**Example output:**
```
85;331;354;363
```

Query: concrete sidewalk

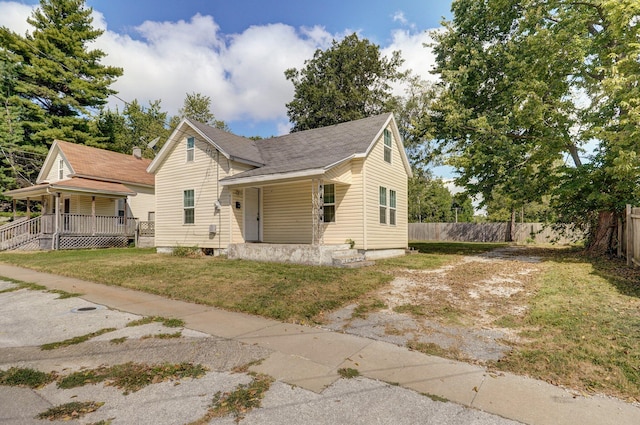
1;263;638;425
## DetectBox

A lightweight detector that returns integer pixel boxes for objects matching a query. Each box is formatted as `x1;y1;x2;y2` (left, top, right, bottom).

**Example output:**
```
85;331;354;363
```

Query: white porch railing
0;214;138;251
0;216;42;251
58;214;137;236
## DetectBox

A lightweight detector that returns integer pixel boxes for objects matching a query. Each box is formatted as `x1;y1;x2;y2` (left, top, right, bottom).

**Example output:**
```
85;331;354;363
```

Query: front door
244;188;260;242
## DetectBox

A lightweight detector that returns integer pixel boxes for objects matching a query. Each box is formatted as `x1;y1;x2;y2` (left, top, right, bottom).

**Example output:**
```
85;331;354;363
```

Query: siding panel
155;131;249;249
363;125;408;250
262;181;313;244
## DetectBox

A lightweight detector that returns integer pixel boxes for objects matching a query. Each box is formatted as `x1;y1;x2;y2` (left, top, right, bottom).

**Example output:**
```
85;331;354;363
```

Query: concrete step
331;249;374;268
331;248;360;259
337;260;376;268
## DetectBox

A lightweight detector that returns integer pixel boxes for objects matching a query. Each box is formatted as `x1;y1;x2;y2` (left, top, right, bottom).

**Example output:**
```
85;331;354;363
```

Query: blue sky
87;0;451;43
2;0;453;175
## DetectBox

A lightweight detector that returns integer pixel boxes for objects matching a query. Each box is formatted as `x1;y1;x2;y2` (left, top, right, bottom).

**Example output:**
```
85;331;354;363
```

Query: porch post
123;198;128;235
54;192;60;249
311;179;324;245
91;196;96;235
12;198;16;221
26;198;31;219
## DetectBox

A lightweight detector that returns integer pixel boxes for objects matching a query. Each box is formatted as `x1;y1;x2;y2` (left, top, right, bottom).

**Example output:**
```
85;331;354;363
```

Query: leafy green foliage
40;328;116;350
409;168;474;222
37;401;104;421
197;374;272;424
285;33;406;131
169;92;229;131
337;368;360;379
97;99;169;157
0;367;56;388
58;362;208;394
426;0;640;252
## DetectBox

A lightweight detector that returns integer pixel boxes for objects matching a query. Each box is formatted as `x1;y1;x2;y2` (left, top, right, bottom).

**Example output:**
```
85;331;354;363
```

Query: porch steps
331;249;375;268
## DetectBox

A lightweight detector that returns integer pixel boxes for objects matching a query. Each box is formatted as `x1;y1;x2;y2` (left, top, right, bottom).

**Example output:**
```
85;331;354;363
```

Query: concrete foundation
363;248;406;261
228;243;405;266
228;243;351;266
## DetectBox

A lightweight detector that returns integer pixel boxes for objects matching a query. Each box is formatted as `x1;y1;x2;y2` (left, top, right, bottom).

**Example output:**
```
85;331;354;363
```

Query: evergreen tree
0;0;122;147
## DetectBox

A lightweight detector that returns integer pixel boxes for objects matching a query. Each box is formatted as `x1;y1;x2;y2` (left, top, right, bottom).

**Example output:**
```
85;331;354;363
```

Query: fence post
627;204;632;267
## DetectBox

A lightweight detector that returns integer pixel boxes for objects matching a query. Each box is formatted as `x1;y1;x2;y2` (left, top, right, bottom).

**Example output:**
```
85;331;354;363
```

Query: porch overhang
4;178;136;200
220;168;326;188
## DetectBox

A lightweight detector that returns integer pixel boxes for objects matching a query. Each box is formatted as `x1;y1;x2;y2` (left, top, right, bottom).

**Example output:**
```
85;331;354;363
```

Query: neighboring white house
3;140;155;250
147;113;412;265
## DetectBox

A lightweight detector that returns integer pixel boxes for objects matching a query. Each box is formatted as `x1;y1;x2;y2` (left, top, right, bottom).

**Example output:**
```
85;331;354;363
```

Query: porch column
26;198;31;219
123;198;128;235
311;179;324;245
54;193;60;233
54;192;60;249
91;196;96;235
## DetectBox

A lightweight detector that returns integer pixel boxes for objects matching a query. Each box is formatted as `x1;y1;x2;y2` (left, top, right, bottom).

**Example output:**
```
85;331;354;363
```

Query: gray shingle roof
221;113;392;181
186;118;264;166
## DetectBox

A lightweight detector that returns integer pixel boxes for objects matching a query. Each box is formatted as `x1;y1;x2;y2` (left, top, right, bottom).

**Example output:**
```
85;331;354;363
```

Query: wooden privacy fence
626;205;640;267
409;222;579;244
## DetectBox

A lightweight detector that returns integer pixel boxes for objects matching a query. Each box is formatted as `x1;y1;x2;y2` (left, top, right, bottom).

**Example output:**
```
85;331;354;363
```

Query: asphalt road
0;280;521;425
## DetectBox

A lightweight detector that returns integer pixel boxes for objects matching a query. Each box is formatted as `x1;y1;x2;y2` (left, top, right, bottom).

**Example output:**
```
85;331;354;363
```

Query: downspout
217;151;221;253
362;162;367;250
228;159;232;247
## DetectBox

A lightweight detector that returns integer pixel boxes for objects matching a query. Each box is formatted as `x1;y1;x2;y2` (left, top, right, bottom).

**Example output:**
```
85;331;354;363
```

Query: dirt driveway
324;246;543;362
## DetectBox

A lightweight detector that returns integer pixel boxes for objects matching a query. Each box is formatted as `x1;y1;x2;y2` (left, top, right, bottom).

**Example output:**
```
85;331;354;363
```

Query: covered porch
2;179;139;251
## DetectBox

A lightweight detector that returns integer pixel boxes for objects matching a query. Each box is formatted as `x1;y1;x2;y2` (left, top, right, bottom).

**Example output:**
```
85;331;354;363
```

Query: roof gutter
220;168;325;187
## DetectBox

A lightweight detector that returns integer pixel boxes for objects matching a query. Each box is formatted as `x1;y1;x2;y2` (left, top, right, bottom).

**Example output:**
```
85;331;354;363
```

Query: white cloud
0;1;442;135
0;1;35;35
382;28;439;96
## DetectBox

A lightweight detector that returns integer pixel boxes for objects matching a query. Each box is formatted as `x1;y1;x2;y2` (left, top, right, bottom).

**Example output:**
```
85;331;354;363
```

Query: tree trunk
586;211;618;256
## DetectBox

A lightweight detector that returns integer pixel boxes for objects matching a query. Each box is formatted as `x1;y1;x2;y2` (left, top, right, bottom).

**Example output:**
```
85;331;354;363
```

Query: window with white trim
383;129;392;163
323;184;335;223
379;186;387;224
184;189;195;224
389;190;397;225
58;159;64;180
186;137;195;162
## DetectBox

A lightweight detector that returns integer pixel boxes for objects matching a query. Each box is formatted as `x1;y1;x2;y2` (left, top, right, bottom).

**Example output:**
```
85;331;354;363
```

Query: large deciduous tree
426;0;640;254
0;0;122;147
285;33;406;132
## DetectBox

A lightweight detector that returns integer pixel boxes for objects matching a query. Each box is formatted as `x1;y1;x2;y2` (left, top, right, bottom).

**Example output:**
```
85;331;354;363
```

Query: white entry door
244;188;260;242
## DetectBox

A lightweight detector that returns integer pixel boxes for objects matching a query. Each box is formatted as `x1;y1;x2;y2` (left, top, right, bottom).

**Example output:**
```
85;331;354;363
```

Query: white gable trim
36;140;75;183
361;114;413;178
148;119;261;174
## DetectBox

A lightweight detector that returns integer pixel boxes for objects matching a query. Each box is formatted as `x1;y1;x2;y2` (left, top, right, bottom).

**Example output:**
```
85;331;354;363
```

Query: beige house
2;140;154;251
148;113;412;265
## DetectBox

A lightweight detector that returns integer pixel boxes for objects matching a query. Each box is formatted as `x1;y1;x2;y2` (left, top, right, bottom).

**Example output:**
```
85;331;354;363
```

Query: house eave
220;168;325;187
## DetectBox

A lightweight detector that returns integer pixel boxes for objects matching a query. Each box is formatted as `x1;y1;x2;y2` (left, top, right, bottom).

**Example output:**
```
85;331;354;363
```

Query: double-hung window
323;184;335;223
389;190;397;225
383;129;392;163
186;137;195;162
183;189;195;224
379;186;387;224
